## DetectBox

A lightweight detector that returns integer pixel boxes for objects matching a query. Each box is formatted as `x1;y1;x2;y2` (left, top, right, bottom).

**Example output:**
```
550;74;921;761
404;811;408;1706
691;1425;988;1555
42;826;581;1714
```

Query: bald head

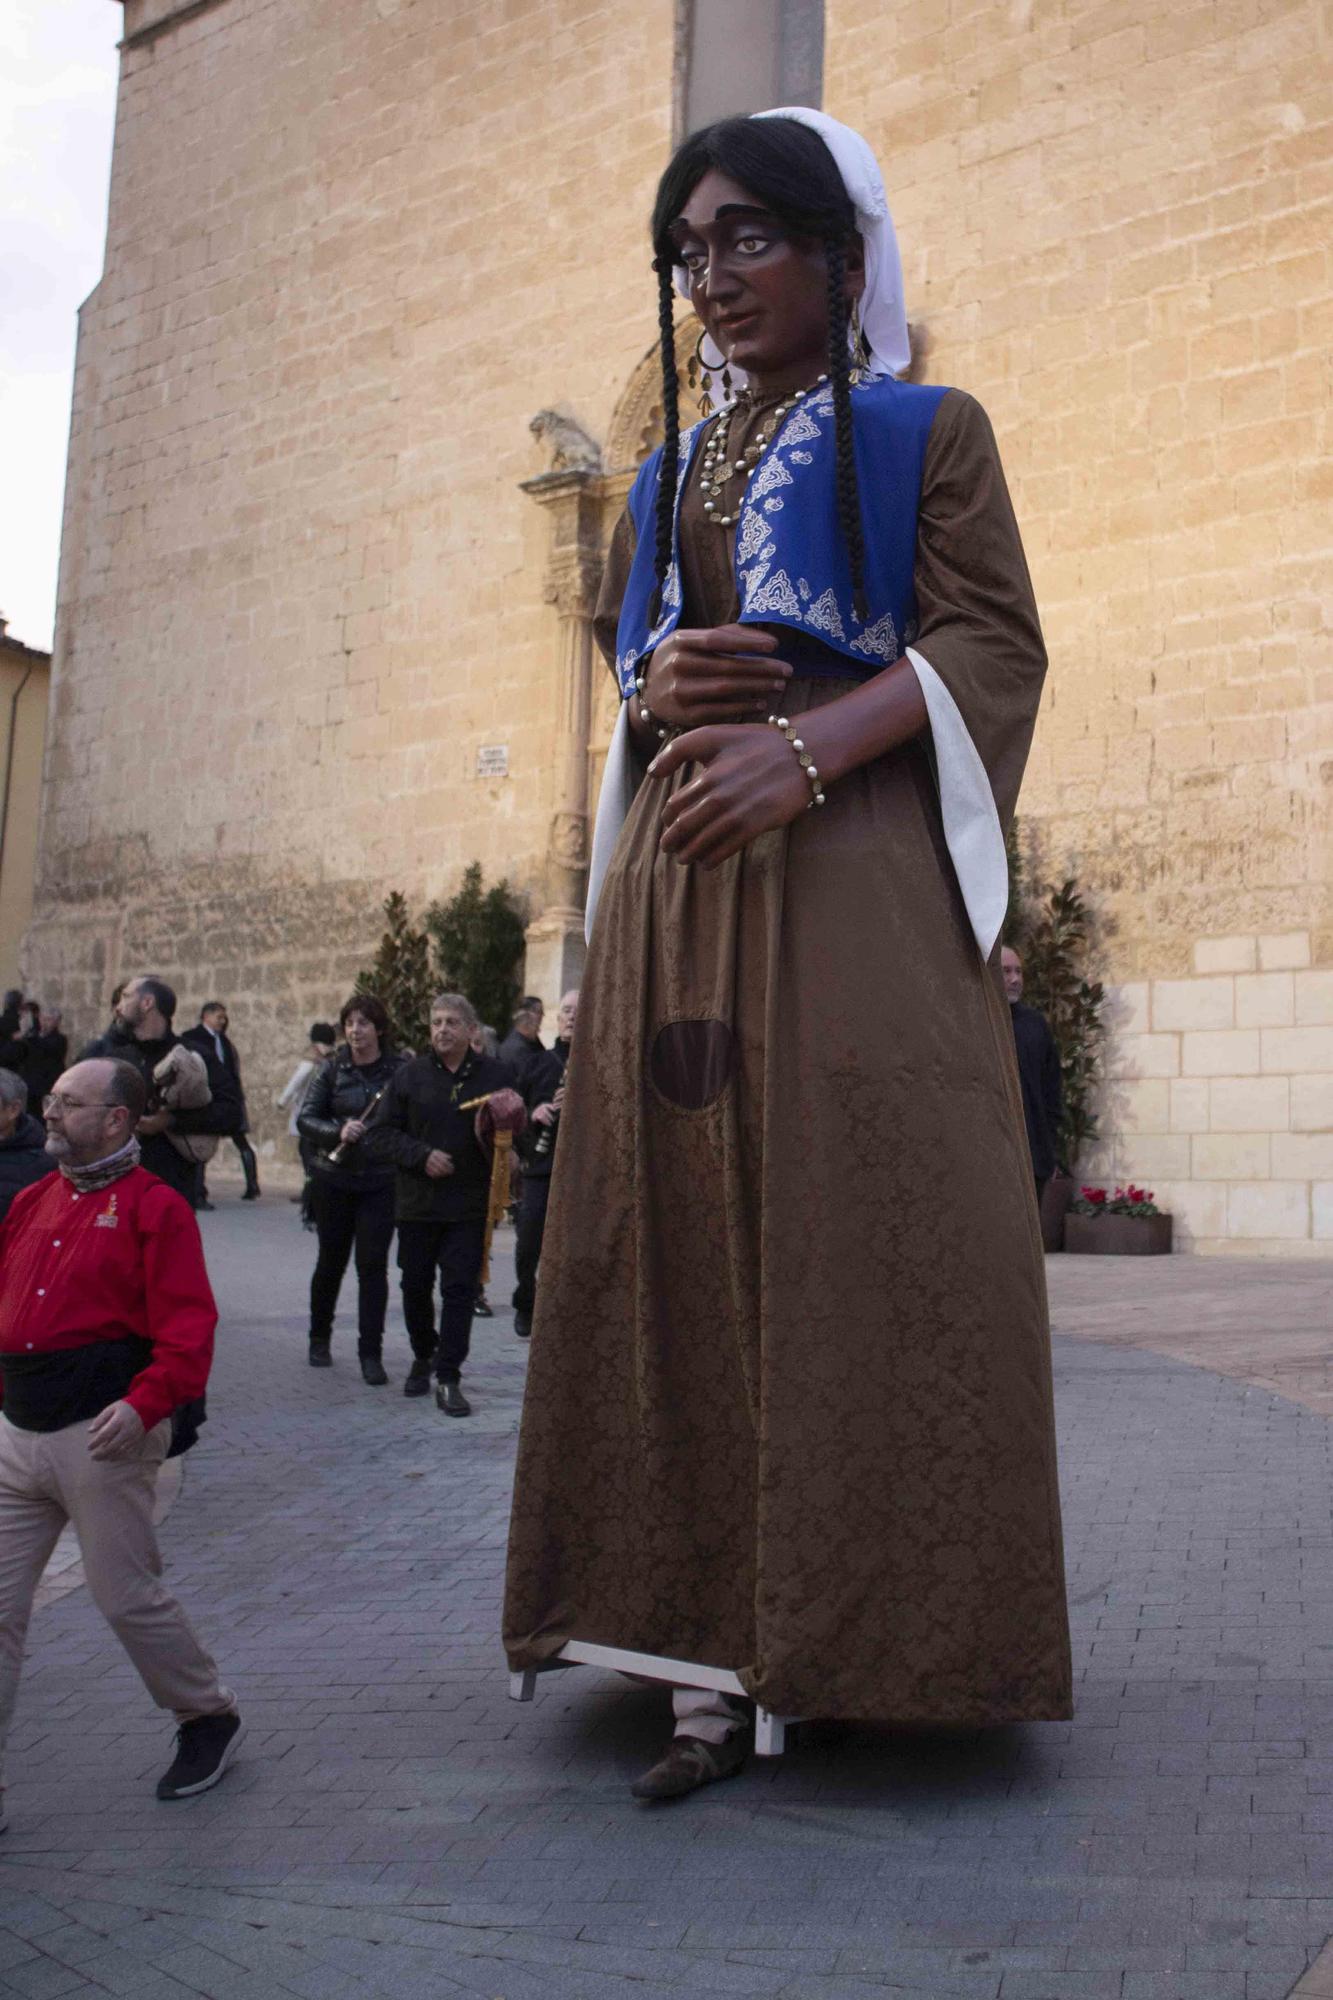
42;1058;145;1167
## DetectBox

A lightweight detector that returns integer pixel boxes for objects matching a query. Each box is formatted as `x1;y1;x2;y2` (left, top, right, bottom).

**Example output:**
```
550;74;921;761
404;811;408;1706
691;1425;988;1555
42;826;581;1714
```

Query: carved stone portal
603;318;707;472
518;321;705;1011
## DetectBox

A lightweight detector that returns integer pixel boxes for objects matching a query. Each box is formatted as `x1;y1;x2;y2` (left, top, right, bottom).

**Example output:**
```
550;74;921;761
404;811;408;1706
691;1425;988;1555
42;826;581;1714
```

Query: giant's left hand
650;725;813;868
88;1400;146;1462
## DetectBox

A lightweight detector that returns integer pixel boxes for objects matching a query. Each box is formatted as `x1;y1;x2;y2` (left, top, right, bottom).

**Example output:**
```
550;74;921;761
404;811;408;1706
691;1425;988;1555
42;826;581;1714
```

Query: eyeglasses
43;1094;121;1114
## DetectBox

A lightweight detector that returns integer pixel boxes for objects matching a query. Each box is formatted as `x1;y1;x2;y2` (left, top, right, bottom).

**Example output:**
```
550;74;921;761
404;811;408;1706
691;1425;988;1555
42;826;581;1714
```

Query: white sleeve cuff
906;646;1009;960
586;700;637;944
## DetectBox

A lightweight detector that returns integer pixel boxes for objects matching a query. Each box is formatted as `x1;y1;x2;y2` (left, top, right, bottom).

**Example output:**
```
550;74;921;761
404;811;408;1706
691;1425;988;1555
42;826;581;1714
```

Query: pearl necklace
700;375;828;529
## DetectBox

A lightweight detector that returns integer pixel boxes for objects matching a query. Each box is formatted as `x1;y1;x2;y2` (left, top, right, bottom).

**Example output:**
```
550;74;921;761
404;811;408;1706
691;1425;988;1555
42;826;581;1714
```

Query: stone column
519;458;605;1017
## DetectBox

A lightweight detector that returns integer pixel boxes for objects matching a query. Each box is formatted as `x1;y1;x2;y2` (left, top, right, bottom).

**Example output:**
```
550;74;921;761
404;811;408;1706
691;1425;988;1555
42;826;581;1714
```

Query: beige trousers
672;1687;747;1745
0;1412;235;1791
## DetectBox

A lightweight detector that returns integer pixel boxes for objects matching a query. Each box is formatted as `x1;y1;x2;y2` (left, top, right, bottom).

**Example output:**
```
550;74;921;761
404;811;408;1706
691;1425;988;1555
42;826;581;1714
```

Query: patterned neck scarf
59;1136;141;1194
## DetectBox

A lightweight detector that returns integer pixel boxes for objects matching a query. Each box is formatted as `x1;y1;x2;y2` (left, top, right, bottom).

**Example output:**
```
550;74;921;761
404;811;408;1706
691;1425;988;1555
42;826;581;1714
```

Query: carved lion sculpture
529;409;602;474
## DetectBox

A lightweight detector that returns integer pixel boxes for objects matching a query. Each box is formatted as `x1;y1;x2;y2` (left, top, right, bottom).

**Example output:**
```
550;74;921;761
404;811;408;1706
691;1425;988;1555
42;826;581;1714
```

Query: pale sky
0;0;119;653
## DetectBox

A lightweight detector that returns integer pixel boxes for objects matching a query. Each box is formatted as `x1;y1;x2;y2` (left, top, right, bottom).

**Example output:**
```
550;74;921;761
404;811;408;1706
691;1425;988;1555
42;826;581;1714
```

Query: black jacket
0;1114;52;1221
22;1030;68;1108
1010;1001;1063;1182
367;1049;514;1223
498;1027;546;1093
79;1024;231;1201
297;1048;404;1189
181;1025;247;1135
519;1039;569;1180
0;1010;27;1077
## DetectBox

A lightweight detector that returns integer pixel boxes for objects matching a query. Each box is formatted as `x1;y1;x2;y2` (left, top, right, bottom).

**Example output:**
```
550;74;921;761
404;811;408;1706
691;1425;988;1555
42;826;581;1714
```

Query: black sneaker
308;1340;332;1368
473;1294;494;1318
513;1310;532;1339
156;1712;245;1800
359;1356;388;1386
436;1380;471;1418
404;1361;432;1398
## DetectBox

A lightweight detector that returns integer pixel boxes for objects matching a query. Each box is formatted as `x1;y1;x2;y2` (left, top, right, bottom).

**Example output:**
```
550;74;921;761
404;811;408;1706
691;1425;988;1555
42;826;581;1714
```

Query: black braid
648;253;680;627
824;237;869;626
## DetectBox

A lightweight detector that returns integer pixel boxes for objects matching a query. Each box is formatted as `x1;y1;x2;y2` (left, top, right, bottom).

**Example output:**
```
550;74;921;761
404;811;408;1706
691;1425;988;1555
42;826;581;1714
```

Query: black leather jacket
297;1049;404;1188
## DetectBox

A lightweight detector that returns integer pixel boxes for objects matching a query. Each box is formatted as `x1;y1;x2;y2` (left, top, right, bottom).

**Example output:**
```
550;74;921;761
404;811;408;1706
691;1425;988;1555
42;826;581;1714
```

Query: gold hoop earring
686;329;713;416
687;328;733;418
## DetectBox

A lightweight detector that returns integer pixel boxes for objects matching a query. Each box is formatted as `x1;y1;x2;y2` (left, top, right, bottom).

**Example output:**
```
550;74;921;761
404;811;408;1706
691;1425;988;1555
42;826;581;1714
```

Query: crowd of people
291;987;576;1410
0;967;579;1822
1;972;582;1409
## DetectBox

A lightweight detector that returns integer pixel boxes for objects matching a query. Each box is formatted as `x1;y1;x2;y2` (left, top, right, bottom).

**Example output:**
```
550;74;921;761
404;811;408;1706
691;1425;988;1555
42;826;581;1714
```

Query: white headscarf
675;107;911;386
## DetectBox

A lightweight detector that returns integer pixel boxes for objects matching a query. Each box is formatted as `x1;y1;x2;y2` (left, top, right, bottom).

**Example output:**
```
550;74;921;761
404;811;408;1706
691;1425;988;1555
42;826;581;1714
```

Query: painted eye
735;234;769;255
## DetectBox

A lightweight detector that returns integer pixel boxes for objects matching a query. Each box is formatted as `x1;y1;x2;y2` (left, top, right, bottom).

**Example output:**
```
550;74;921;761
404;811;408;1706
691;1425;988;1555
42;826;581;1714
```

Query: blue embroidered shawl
614;376;950;698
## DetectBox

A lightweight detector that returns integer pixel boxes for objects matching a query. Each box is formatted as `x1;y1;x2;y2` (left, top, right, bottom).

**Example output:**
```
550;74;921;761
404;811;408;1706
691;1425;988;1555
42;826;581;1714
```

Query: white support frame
507;1638;799;1756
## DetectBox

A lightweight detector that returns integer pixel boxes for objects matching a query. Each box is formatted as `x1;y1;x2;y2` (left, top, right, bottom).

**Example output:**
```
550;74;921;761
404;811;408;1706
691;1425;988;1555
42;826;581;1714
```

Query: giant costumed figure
504;109;1072;1801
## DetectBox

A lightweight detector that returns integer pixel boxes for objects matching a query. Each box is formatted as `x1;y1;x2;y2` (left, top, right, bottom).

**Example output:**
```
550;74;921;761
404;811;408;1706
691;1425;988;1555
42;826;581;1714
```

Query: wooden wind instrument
327;1083;391;1163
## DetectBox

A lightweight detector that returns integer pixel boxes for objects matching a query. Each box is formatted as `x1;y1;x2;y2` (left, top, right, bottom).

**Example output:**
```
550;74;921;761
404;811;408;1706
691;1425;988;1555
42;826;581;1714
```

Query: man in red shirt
0;1057;242;1827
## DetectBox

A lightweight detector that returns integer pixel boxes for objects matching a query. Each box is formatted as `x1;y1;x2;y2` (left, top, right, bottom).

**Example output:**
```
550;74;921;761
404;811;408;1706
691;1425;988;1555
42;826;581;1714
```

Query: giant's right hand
639;625;792;732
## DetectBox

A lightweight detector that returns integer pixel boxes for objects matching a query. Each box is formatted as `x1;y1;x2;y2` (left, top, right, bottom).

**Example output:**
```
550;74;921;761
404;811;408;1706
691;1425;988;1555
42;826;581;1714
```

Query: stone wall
827;0;1331;1249
29;0;676;1151
1094;930;1333;1252
28;0;1332;1235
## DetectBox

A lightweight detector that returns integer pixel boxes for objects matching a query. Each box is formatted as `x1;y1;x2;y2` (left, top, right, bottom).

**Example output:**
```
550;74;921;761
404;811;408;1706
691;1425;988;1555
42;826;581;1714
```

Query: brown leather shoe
629;1732;748;1802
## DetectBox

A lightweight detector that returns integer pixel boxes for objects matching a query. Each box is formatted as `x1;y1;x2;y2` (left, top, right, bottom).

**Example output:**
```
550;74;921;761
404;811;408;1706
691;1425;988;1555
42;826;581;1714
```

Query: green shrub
426;864;528;1037
354;892;435;1053
1005;830;1107;1176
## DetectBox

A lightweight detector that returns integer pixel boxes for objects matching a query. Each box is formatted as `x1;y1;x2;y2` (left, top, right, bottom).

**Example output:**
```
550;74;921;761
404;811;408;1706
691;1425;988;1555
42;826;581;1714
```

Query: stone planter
1064;1212;1173;1256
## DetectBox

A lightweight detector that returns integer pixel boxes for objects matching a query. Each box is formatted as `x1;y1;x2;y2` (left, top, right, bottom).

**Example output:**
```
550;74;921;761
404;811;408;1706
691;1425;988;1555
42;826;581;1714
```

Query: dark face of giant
669;168;864;398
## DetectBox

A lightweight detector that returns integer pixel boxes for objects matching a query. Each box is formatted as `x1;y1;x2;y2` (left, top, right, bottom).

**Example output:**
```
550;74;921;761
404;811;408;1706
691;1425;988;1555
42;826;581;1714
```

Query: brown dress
503;387;1072;1725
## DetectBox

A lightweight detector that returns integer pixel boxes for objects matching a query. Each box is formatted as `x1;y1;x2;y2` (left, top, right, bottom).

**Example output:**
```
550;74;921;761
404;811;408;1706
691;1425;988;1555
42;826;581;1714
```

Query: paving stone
1;1209;1332;1997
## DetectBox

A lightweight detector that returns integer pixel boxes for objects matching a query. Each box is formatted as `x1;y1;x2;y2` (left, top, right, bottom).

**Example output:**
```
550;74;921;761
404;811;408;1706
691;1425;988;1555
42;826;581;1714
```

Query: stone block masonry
27;0;678;1141
825;1;1329;1251
1096;934;1333;1252
23;0;1330;1235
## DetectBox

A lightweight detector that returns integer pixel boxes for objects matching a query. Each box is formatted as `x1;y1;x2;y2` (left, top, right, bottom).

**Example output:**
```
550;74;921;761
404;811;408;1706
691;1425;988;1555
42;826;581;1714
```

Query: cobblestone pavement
1;1195;1331;2000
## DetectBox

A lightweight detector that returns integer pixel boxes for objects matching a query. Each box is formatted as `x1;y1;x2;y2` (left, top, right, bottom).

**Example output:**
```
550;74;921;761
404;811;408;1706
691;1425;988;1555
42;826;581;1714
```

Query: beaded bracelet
633;673;669;742
768;715;826;807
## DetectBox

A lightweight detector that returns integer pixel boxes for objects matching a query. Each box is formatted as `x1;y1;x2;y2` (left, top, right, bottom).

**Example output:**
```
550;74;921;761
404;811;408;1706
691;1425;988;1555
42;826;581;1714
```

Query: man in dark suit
1001;947;1063;1204
182;1003;259;1204
81;976;228;1206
